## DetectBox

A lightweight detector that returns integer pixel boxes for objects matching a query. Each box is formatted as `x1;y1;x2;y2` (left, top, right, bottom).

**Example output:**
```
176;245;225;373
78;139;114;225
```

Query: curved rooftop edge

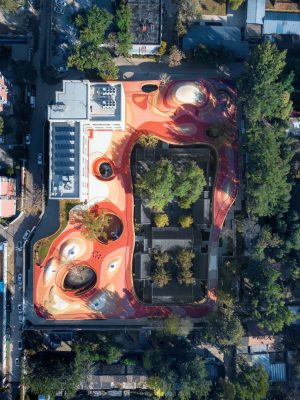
26;78;239;324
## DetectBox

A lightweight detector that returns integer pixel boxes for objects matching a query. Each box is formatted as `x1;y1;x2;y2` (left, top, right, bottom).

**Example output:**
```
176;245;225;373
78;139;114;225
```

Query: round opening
63;265;97;294
92;158;115;181
99;162;113;178
142;84;158;93
99;213;123;244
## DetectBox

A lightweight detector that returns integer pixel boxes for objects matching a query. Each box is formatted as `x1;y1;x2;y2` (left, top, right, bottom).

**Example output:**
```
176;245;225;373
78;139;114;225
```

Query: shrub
154;213;169;228
178;215;193;228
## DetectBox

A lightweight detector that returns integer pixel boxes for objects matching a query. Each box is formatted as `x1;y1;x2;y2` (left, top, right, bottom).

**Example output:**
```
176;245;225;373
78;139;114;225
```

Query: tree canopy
136;159;206;212
68;5;119;80
80;209;112;242
74;5;113;46
115;0;133;57
238;42;293;123
136;159;175;212
176;161;206;209
176;248;196;285
235;364;269;400
246;262;295;332
245;124;291;217
144;337;211;399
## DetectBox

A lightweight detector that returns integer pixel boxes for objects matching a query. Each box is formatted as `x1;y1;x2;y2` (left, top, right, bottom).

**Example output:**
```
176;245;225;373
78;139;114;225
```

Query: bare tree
168;45;185;67
20;184;44;215
159;72;171;86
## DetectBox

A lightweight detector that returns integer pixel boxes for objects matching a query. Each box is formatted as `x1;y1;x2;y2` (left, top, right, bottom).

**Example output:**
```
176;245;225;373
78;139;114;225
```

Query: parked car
22;230;31;241
54;6;64;14
18;314;23;324
55;0;66;6
17;273;22;285
56;65;68;73
15;357;20;367
16;241;23;251
18;304;23;314
29;95;35;109
18;340;23;350
25;133;31;145
37;153;43;165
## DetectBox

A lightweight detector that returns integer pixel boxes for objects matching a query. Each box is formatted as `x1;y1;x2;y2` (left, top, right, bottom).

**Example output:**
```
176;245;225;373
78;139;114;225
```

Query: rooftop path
34;79;238;320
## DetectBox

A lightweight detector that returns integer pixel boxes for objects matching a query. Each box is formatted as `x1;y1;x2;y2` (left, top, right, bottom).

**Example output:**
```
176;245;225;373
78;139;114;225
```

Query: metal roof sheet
247;0;265;24
270;363;287;382
183;26;249;58
263;11;300;34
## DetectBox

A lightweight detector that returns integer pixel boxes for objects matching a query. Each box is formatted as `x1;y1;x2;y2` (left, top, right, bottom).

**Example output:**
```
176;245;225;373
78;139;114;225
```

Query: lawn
35;200;80;264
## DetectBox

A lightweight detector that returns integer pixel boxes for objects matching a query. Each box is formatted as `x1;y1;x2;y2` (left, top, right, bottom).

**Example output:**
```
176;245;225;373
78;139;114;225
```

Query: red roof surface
0;177;16;218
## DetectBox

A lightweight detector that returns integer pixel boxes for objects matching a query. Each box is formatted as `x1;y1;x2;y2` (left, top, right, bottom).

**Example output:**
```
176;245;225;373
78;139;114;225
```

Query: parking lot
50;0;113;68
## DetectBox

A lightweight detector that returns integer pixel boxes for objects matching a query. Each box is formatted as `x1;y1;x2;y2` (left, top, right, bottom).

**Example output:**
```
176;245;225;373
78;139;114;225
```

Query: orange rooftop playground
32;79;238;321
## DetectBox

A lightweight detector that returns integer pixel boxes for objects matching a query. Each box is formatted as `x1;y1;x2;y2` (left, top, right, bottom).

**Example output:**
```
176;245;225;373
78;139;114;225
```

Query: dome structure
173;83;204;105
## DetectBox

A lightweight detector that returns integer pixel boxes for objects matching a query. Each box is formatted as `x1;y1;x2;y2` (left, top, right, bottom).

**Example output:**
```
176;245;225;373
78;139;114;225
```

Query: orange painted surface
34;79;238;320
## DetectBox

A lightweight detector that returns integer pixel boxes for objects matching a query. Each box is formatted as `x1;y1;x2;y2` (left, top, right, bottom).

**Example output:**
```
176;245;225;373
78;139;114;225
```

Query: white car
17;273;22;286
55;0;66;6
37;153;43;165
23;230;31;241
25;133;31;145
18;304;23;314
16;241;23;251
15;357;20;367
18;314;23;324
18;340;23;350
54;6;64;14
56;65;68;73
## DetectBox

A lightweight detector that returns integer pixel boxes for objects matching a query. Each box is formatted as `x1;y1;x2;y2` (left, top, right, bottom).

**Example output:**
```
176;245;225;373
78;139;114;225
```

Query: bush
154;213;169;228
138;134;159;148
178;215;193;228
168;45;185;67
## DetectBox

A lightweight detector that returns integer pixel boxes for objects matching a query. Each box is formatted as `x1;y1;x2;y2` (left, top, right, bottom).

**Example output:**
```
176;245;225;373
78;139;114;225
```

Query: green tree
215;378;236;400
26;344;100;399
101;344;122;364
115;0;133;57
178;214;193;228
162;314;193;337
154;213;169;228
136;159;175;212
253;225;282;260
68;45;118;80
238;42;293;123
81;209;112;242
192;296;244;349
138;134;159;148
158;41;167;58
176;161;206;209
245;124;291;217
235;364;269;400
176;248;195;286
175;0;202;37
75;5;113;46
0;117;4;135
246;263;295;332
152;264;171;287
178;356;211;400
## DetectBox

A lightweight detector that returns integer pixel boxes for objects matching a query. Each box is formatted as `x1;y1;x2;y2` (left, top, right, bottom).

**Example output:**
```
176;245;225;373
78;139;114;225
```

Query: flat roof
183;26;249;58
264;11;300;34
50;122;80;198
48;80;89;120
247;0;265;24
128;0;162;45
89;83;122;121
